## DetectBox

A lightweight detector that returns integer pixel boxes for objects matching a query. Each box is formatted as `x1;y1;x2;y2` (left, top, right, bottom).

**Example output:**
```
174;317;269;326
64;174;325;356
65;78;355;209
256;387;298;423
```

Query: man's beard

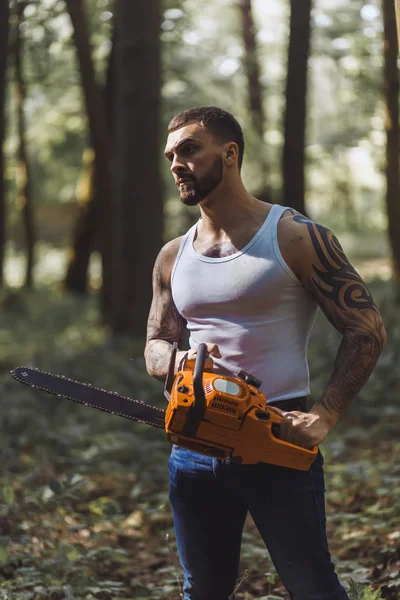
179;156;224;206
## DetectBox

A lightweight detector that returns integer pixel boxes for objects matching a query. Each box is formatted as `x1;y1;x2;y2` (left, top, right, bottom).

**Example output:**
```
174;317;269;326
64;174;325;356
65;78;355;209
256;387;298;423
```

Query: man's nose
170;156;186;175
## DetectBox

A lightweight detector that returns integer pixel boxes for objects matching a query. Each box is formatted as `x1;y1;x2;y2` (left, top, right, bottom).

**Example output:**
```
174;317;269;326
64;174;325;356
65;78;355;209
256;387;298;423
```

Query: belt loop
212;457;218;476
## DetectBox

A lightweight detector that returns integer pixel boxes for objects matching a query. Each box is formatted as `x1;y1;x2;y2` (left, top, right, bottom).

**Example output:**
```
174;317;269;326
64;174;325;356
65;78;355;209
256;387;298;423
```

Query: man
144;106;386;600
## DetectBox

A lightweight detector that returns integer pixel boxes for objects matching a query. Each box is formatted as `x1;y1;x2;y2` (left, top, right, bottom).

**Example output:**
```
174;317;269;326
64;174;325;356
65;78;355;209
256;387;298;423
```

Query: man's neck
198;182;270;236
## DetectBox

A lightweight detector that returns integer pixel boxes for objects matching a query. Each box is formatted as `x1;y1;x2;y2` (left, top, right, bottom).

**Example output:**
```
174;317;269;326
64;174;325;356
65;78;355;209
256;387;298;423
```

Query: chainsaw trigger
255;409;270;421
271;424;281;439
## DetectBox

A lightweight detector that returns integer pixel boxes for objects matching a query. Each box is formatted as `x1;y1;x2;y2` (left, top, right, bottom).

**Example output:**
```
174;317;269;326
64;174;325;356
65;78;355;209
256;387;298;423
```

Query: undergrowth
0;280;399;599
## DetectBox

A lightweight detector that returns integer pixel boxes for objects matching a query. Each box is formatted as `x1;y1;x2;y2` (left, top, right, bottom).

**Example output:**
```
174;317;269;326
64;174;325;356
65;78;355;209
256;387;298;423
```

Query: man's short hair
168;106;245;171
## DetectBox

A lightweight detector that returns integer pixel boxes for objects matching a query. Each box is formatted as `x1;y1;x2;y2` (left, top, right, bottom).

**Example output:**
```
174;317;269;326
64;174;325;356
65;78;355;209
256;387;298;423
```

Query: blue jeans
168;447;349;600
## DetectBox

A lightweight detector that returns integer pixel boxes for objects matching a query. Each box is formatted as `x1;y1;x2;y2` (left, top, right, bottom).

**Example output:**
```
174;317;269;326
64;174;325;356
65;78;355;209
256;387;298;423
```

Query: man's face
164;123;224;206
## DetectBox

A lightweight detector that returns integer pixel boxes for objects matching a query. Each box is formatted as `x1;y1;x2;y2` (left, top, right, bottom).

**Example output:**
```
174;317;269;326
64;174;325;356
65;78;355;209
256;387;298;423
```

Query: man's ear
224;142;238;166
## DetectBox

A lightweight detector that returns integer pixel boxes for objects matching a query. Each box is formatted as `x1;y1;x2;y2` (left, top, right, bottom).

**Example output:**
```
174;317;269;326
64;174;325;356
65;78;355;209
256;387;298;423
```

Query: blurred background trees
238;0;270;201
111;0;163;336
65;0;113;319
0;0;399;326
13;0;36;288
282;0;312;215
0;0;10;287
382;0;400;293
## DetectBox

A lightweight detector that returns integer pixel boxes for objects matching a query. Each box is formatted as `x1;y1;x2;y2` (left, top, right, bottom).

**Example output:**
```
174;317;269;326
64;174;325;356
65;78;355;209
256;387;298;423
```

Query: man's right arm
144;239;187;382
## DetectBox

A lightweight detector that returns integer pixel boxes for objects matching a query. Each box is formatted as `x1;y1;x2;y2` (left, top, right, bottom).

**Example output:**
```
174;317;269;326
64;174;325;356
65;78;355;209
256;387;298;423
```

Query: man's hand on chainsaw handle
269;405;336;449
175;344;221;374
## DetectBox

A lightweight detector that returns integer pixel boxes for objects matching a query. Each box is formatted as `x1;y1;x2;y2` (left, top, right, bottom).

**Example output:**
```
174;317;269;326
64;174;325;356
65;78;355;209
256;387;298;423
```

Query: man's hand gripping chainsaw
11;343;317;470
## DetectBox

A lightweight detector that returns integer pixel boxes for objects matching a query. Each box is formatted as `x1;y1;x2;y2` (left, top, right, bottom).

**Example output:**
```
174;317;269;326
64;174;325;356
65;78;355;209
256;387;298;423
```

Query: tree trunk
395;0;400;48
66;0;114;317
112;0;163;336
15;2;35;288
383;0;400;291
238;0;269;199
282;0;312;215
64;148;97;293
0;0;9;288
65;34;115;294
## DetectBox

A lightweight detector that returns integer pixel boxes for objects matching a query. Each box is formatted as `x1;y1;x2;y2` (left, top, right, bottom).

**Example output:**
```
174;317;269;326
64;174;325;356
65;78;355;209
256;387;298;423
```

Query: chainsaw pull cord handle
182;343;207;438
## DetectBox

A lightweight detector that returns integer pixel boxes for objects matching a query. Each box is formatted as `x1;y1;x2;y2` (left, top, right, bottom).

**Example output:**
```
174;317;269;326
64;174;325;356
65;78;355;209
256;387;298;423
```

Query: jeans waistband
268;396;308;412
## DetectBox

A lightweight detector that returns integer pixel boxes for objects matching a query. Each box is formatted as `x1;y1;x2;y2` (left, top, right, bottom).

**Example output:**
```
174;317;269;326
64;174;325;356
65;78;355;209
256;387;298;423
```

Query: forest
1;0;400;598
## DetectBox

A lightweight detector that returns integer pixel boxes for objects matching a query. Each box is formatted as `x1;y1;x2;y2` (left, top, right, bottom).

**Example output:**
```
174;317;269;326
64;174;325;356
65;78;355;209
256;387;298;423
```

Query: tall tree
0;0;9;287
395;0;400;48
383;0;400;294
64;148;97;293
15;1;35;288
65;0;114;318
65;34;115;295
111;0;163;336
282;0;312;215
238;0;270;200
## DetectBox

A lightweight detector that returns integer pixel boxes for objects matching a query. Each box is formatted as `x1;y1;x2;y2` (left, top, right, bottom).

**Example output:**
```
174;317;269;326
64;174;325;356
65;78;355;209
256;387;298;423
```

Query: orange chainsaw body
164;346;318;471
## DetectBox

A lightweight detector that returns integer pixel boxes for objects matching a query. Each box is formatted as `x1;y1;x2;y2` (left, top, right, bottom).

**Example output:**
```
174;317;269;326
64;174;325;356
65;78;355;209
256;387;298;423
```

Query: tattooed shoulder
279;211;386;345
153;236;184;289
292;213;378;313
146;236;186;347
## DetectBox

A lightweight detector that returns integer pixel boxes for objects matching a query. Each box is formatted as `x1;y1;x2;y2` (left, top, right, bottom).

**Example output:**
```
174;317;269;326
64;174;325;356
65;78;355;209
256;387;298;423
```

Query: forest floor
0;273;399;600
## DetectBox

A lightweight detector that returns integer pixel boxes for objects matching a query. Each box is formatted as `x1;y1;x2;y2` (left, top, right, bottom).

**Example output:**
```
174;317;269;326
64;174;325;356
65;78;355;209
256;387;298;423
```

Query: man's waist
268;397;308;412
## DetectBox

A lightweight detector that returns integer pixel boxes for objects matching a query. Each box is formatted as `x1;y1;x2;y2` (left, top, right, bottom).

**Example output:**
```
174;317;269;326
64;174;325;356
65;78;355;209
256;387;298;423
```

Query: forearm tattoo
145;256;186;379
318;333;381;416
291;213;386;417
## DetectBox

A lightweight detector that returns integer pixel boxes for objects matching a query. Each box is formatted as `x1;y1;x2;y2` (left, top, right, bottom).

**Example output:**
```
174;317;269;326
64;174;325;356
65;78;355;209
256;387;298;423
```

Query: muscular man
144;106;386;600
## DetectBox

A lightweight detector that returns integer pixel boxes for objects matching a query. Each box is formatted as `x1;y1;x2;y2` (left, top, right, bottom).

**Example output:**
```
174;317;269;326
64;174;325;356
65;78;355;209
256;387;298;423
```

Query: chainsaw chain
11;366;166;429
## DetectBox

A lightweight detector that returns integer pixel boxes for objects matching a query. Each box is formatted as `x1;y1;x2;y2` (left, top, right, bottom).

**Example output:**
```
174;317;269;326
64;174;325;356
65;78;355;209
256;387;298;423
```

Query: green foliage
5;0;113;217
4;0;391;247
348;580;384;600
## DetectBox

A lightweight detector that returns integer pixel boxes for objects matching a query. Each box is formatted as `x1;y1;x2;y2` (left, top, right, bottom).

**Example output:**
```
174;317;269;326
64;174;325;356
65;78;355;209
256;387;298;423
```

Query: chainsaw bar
11;367;166;429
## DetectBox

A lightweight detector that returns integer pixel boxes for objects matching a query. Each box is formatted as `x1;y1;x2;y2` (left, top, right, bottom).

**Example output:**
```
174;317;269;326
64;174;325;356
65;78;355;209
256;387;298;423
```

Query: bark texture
65;34;115;294
282;0;312;215
0;0;9;287
383;0;400;288
112;0;163;336
238;0;270;199
395;0;400;48
15;2;35;288
64;149;97;293
66;0;114;316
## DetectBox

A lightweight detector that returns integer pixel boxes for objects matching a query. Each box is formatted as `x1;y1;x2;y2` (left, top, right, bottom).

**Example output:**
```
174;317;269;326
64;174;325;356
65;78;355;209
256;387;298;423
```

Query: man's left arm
276;212;387;449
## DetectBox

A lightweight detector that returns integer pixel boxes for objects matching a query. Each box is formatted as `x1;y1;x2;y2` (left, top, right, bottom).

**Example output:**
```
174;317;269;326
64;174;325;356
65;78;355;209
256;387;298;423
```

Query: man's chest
172;254;288;320
193;227;262;258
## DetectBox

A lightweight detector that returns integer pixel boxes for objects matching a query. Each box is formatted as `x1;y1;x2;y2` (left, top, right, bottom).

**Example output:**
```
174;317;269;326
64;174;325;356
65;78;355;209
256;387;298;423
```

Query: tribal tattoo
289;212;386;419
291;212;385;344
293;214;377;312
145;248;187;381
319;334;381;417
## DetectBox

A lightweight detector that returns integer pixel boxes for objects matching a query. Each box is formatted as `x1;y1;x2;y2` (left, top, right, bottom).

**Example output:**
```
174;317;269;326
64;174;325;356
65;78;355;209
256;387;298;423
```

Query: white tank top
171;204;318;403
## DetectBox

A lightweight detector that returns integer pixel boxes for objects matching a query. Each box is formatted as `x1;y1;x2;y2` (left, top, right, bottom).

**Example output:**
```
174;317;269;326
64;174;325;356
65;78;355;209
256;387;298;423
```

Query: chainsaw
11;343;317;470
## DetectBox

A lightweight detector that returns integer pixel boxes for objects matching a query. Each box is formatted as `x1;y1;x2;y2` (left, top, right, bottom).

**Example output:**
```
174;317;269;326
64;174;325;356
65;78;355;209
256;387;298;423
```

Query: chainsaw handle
193;343;207;414
182;343;207;437
267;405;285;420
193;343;208;387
